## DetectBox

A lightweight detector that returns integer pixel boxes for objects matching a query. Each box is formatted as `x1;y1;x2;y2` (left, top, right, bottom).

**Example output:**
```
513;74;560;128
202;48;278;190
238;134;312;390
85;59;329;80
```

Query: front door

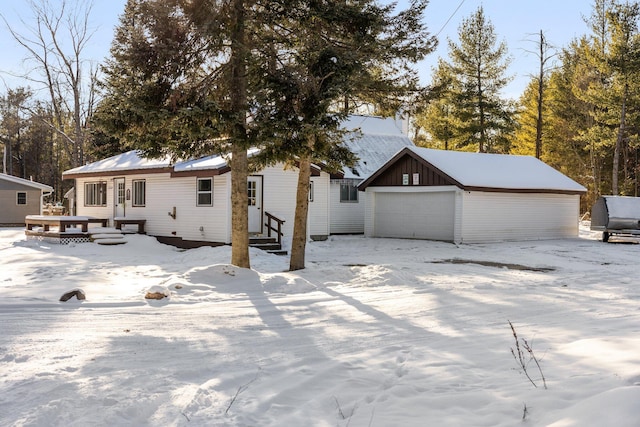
247;176;263;234
114;178;125;218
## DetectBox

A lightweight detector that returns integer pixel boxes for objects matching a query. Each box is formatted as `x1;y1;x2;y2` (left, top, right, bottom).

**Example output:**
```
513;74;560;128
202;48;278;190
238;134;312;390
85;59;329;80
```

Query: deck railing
264;211;285;246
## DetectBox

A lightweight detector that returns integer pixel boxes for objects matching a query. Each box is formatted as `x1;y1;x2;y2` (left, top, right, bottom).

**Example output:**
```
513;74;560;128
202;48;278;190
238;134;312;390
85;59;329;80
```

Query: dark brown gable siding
366;153;458;187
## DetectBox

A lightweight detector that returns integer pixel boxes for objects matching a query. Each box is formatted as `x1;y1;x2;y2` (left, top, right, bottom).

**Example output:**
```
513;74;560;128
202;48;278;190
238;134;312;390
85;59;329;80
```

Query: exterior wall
74;173;231;243
0;183;43;224
329;180;365;234
259;165;330;243
74;163;331;245
363;187;580;243
308;173;330;239
460;192;581;243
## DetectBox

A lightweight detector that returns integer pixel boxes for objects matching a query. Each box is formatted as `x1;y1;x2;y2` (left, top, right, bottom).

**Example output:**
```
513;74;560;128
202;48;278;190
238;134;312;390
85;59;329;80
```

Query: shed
0;173;53;225
358;147;587;244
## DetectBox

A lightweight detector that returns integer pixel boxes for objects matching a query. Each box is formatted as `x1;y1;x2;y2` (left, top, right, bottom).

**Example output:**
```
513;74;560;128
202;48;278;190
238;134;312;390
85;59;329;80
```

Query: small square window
17;192;27;205
340;183;358;203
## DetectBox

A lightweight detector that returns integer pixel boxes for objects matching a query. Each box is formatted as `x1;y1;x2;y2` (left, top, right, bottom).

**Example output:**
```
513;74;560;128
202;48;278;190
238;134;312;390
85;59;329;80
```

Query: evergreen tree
414;59;461;149
250;0;434;270
445;6;515;153
95;0;254;268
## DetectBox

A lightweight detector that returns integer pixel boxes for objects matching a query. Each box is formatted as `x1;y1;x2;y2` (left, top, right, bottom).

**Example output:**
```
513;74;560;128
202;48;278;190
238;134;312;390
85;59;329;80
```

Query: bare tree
2;0;99;168
523;30;557;159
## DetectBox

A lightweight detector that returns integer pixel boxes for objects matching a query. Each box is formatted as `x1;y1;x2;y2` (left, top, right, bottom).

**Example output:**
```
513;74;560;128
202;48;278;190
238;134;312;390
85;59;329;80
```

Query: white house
0;173;53;225
330;115;414;234
62;150;330;249
358;147;587;244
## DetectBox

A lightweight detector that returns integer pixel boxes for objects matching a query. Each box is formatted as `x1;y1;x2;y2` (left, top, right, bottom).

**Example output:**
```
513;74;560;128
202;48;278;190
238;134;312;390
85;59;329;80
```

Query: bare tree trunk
613;82;627;195
229;0;250;268
289;142;313;271
535;30;544;159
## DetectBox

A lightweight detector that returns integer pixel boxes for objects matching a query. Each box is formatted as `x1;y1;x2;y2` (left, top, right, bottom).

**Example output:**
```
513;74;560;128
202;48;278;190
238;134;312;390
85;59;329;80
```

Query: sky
0;0;592;100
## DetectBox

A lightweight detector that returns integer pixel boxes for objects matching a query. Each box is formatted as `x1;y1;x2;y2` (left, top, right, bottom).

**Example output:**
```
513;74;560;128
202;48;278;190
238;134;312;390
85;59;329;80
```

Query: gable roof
0;173;54;193
340;115;414;179
359;147;587;194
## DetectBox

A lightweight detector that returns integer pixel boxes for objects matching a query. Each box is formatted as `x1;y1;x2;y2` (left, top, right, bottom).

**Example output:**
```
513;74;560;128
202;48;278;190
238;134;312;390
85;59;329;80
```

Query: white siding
308;173;330;238
364;190;375;237
460;192;580;243
75;173;231;243
259;165;330;242
329;181;365;234
74;163;331;245
74;177;113;220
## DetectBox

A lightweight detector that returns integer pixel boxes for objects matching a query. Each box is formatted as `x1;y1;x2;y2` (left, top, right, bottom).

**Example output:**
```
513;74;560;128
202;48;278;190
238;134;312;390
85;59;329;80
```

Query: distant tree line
415;0;640;211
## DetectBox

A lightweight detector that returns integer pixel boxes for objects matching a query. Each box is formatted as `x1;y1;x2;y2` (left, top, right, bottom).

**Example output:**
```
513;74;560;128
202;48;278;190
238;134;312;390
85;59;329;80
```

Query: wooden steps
249;236;287;255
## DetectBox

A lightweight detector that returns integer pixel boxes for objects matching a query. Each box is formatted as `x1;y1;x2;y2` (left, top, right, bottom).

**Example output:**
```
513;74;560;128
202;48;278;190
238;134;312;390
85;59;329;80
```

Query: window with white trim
340;183;358;203
132;180;146;207
197;178;213;206
16;192;27;205
84;182;107;206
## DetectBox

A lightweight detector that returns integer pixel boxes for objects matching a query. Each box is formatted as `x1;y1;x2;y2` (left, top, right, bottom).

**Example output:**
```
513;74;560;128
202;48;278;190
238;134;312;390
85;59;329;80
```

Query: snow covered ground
1;224;639;426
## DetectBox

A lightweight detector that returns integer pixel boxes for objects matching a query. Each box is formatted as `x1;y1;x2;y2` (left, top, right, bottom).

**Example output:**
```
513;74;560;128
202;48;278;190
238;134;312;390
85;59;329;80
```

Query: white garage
360;147;586;244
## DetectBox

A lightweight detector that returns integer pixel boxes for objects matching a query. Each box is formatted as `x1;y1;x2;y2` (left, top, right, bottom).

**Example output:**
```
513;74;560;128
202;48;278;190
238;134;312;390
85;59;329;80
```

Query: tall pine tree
95;0;254;267
443;6;515;153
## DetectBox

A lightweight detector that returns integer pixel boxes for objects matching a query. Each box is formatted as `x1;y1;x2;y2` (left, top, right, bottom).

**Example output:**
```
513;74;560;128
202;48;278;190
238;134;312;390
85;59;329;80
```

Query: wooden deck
25;215;108;232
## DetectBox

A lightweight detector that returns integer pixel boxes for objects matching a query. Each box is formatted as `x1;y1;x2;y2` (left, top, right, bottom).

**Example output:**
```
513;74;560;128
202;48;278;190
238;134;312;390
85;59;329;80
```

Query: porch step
90;228;127;245
249;236;287;255
249;236;277;245
266;249;288;256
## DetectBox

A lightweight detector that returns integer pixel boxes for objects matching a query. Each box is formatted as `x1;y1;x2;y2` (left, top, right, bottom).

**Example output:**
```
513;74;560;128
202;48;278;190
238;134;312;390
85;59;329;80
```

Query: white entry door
247;176;263;233
114;177;126;218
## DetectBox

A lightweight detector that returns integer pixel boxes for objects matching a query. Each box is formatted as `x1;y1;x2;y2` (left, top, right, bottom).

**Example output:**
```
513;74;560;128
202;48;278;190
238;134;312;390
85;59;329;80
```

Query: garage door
373;191;455;241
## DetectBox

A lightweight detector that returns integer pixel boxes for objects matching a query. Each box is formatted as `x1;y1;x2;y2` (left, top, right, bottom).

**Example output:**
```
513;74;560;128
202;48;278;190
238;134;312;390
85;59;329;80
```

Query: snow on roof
342;115;407;136
409;146;587;192
174;148;260;172
63;150;172;175
341;116;414;179
0;173;53;192
602;196;640;218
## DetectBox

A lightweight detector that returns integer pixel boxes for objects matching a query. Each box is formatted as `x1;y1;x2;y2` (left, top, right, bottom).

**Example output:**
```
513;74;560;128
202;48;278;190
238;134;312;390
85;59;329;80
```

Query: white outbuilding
358;147;587;244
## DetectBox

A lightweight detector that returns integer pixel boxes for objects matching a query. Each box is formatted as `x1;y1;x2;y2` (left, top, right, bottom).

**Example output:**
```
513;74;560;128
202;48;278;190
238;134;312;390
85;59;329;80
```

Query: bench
114;218;146;234
25;215;108;233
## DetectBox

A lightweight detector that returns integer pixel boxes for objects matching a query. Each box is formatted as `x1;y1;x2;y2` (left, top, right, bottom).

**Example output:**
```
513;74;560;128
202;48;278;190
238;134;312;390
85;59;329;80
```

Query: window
197;178;213;206
340;183;358;203
16;192;27;205
247;180;257;206
132;180;146;207
309;181;314;202
84;182;107;206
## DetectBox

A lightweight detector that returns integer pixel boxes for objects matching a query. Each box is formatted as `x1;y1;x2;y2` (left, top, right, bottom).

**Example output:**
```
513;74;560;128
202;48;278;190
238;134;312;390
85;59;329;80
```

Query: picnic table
25;215;108;233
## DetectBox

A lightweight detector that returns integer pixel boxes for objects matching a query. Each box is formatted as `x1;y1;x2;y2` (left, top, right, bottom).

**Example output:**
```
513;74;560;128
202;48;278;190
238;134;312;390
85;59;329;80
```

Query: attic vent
351;167;360;177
